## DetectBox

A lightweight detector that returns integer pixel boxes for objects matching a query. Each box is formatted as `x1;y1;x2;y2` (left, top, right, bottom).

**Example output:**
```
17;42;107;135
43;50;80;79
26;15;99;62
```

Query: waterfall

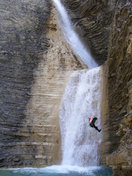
52;0;97;68
53;0;102;167
59;67;102;166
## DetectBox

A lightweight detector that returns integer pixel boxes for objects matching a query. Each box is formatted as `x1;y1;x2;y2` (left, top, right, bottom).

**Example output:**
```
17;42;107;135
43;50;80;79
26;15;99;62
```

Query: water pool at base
0;165;112;176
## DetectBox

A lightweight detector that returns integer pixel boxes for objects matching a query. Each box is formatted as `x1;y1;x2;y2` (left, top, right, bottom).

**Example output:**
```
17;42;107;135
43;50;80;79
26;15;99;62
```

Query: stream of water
53;0;97;68
53;0;102;167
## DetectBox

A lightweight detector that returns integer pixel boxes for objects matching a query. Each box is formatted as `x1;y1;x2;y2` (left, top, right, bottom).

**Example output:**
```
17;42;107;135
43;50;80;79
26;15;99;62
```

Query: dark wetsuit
89;117;101;132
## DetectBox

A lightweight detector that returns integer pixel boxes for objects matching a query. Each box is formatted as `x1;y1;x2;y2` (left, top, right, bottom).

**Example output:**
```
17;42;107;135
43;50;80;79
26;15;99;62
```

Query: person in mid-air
89;117;101;132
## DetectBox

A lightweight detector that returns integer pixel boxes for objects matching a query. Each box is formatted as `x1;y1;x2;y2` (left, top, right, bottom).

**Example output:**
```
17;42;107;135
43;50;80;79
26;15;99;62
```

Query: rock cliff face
0;0;51;167
63;0;132;175
104;1;132;175
0;0;85;167
0;0;132;174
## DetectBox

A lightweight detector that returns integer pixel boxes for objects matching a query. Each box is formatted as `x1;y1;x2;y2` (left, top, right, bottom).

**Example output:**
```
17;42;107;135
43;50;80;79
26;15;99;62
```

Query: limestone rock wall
0;0;85;167
0;0;51;167
104;1;132;175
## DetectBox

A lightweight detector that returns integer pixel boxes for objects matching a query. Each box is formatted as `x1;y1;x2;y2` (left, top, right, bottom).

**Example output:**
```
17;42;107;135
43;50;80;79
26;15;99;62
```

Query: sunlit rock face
25;5;86;167
62;0;115;65
0;1;85;167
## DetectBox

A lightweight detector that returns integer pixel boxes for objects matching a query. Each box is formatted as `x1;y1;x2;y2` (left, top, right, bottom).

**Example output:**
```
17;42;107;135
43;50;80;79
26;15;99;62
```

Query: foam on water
43;165;100;173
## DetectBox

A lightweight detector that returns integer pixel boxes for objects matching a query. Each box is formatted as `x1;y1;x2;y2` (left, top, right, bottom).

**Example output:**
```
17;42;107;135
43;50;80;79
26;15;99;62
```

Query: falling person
89;117;101;132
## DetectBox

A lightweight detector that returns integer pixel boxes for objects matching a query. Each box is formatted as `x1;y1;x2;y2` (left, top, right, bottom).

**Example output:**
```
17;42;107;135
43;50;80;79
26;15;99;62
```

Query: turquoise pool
0;165;112;176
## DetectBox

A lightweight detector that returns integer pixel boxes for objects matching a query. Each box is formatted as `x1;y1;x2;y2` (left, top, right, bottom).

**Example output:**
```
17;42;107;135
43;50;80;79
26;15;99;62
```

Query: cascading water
59;68;102;166
52;0;97;68
53;0;102;167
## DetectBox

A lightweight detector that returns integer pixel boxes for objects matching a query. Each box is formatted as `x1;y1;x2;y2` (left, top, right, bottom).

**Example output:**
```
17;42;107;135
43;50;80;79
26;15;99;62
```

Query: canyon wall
63;0;132;175
0;0;132;174
104;1;132;175
0;0;85;167
0;0;51;167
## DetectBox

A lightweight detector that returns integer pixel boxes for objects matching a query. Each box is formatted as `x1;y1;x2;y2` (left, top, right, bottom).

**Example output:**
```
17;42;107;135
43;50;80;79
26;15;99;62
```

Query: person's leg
90;121;101;132
93;124;101;132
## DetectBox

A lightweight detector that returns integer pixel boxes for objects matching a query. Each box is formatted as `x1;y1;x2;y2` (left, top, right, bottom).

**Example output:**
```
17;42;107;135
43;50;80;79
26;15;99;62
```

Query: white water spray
52;0;97;68
52;0;102;167
59;68;102;166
